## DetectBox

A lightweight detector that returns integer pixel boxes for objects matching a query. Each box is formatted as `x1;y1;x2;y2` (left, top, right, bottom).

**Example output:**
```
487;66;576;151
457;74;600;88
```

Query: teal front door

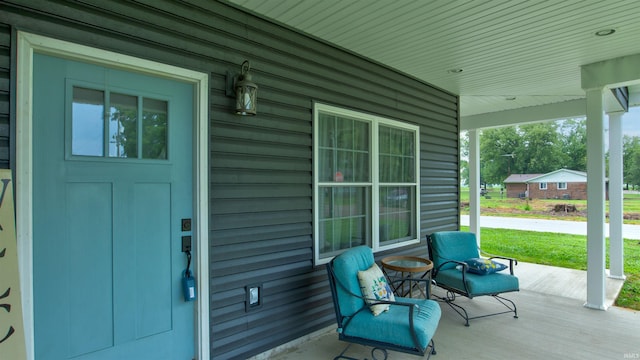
32;53;195;360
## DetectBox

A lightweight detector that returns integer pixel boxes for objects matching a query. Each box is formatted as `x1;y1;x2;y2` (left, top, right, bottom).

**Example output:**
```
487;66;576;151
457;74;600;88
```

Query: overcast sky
621;106;640;138
602;105;640;150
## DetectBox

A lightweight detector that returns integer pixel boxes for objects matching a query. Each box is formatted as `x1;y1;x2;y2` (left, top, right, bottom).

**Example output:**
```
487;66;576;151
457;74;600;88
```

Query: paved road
460;215;640;240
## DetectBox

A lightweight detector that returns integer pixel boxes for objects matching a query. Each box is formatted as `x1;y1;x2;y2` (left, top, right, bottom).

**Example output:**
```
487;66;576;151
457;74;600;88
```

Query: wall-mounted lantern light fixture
234;60;258;116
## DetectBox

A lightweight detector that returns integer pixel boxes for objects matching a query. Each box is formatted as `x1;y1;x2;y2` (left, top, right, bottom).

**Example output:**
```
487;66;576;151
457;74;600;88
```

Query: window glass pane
353;152;369;182
335;118;354;149
379;126;415;183
390;127;403;155
337;150;352;182
353;120;369;151
319;149;335;182
318;186;370;259
319;114;336;181
379;186;415;246
379;125;390;154
109;93;138;158
403;157;415;182
318;112;370;183
72;87;104;156
318;114;335;147
379;154;391;183
403;130;414;156
142;98;168;159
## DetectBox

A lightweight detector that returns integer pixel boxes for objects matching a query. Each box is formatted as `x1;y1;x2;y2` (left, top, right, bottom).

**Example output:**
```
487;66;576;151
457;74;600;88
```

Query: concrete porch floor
255;262;638;360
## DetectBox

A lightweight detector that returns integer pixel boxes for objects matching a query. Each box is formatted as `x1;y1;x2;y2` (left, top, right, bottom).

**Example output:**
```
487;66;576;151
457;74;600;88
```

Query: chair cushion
357;263;395;316
342;297;441;351
435;268;519;296
463;258;508;275
429;231;480;270
331;246;376;316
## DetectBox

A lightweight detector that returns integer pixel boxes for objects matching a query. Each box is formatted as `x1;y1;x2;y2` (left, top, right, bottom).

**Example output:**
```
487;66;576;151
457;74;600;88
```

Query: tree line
460;119;640;189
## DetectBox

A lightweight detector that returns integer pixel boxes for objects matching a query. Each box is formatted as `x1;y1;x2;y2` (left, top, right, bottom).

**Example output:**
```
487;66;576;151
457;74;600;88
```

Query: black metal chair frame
427;234;519;326
326;258;436;360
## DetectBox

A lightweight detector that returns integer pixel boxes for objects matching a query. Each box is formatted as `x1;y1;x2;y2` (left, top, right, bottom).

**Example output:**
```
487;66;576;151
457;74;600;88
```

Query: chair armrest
481;250;518;275
433;259;472;294
365;299;424;351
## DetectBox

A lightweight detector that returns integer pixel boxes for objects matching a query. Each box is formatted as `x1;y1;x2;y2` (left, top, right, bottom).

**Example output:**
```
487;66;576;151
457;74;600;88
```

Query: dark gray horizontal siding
1;0;459;358
420;125;460;234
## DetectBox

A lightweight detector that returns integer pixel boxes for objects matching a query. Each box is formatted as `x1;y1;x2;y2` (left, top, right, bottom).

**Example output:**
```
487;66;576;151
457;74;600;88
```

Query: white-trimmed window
313;103;420;264
539;182;547;190
558;182;567;190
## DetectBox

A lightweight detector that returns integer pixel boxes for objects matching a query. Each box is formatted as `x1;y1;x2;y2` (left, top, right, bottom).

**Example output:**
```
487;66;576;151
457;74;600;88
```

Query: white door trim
16;31;210;360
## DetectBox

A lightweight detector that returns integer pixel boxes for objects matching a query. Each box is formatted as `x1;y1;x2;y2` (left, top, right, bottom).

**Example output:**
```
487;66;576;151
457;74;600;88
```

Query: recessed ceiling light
447;68;463;74
595;28;616;36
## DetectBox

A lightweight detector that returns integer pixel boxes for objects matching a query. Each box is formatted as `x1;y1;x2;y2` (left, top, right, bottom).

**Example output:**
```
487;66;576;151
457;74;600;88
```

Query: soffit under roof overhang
224;0;640;128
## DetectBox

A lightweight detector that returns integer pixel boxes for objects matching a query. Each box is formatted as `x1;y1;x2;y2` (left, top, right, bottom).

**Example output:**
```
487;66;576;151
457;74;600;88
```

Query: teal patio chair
326;246;441;360
427;231;519;326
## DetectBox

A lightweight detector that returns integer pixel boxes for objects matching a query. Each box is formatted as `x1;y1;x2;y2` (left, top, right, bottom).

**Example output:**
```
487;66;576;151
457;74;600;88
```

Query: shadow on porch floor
255;262;638;360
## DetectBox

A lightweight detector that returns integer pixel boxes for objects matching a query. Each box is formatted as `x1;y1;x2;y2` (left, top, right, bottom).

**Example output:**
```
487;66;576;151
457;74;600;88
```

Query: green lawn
461;226;640;310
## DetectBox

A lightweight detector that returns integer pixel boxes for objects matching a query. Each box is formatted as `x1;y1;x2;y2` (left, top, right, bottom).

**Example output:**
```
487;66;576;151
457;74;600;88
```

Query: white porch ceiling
225;0;640;120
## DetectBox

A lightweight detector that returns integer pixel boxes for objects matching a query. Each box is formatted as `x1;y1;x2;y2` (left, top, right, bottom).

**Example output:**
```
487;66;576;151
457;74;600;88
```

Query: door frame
16;31;210;360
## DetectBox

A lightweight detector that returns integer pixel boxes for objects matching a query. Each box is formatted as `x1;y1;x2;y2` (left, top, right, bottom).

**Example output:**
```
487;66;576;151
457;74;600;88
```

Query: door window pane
142;98;168;160
109;93;138;158
72;87;104;156
71;87;169;161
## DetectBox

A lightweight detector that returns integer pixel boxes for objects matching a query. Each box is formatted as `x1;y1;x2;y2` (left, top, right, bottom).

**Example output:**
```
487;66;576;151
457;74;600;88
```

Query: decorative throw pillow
464;258;508;275
357;263;395;316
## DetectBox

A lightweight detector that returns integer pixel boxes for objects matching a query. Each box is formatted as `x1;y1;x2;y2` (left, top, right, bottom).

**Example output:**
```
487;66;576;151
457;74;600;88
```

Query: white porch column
585;88;607;310
608;111;626;280
468;129;481;244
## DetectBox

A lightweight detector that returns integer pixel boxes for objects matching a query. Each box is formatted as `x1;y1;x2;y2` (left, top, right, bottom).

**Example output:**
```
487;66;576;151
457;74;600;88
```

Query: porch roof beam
460;90;627;131
582;53;640;90
460;99;586;131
